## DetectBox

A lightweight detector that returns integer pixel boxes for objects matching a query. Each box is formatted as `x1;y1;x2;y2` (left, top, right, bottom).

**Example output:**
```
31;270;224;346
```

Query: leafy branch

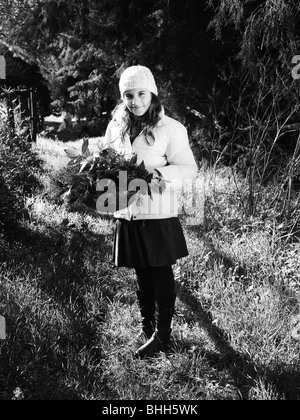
62;139;155;211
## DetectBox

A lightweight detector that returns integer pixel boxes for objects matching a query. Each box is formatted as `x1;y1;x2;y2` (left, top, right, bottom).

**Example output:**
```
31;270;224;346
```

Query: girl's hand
151;169;166;193
97;139;106;150
97;139;117;151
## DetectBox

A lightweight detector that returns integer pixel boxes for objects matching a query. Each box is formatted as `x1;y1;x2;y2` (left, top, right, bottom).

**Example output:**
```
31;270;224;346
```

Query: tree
0;0;225;123
204;1;300;157
208;0;300;71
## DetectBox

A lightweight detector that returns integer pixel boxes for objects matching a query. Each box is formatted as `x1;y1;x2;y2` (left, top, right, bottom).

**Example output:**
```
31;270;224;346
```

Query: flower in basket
62;139;156;212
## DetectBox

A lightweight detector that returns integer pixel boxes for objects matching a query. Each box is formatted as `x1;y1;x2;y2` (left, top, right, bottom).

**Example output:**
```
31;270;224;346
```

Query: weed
1;134;300;400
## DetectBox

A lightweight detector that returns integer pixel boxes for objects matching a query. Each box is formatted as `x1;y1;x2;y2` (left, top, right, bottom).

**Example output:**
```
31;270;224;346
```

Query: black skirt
113;217;188;268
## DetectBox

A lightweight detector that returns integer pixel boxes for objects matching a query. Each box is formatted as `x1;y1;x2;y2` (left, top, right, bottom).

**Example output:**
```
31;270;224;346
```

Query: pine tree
206;0;300;153
0;0;222;121
208;0;300;74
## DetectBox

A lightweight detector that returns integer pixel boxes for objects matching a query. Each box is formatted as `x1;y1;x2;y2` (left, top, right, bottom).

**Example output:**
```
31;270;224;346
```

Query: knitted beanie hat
119;65;158;97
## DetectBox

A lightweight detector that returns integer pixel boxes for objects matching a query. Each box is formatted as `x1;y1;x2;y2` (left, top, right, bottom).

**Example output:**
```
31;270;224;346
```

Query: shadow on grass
0;217;114;400
177;224;300;400
41;119;106;143
42;121;86;142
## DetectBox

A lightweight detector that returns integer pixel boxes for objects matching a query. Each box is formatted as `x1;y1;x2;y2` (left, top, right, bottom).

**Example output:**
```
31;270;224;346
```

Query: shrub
0;123;43;234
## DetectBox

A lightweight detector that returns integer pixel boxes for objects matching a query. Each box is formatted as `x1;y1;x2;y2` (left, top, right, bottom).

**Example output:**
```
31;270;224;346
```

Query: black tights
134;265;175;301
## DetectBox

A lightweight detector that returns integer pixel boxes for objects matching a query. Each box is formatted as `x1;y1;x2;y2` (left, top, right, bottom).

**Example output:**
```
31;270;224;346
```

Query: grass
1;133;300;400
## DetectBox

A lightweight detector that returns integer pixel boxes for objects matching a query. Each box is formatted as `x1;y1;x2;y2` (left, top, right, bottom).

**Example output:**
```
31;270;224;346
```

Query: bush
0;124;43;234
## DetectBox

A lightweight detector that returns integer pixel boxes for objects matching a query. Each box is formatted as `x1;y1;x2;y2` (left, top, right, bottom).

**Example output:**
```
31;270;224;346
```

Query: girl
101;65;198;358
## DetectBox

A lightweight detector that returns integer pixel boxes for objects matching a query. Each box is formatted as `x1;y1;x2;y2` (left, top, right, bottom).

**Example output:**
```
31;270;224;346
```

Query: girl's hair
111;94;163;145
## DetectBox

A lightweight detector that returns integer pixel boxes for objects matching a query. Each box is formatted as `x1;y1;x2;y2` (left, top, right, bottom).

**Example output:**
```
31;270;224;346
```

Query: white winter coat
101;111;198;220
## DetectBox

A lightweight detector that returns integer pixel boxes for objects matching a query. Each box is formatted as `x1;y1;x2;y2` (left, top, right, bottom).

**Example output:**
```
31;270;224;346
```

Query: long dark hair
111;94;163;145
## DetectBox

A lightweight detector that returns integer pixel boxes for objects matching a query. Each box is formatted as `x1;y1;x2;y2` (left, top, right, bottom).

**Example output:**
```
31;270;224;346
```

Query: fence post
30;87;37;142
6;91;16;136
0;60;38;141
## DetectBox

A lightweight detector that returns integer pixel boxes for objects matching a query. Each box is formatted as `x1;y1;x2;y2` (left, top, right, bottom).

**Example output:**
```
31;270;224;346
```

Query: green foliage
206;0;300;141
3;137;300;400
61;139;154;210
0;123;43;233
194;1;300;218
209;0;300;69
0;0;222;121
2;0;300;162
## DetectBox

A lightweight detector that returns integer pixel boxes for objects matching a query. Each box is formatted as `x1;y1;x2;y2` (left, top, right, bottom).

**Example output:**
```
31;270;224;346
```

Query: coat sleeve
156;122;198;185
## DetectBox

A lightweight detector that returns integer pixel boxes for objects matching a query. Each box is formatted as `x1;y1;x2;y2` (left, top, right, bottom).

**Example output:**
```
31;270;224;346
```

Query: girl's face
123;88;152;116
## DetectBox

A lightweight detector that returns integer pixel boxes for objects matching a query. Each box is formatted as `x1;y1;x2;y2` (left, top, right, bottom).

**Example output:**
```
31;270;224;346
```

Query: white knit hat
119;65;158;97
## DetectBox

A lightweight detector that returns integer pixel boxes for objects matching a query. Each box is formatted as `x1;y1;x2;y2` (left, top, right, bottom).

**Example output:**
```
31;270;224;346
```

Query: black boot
135;294;176;358
136;290;155;339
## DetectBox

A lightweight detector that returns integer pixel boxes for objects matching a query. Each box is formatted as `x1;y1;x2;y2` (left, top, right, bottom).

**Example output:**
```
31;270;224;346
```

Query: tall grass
1;131;300;400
